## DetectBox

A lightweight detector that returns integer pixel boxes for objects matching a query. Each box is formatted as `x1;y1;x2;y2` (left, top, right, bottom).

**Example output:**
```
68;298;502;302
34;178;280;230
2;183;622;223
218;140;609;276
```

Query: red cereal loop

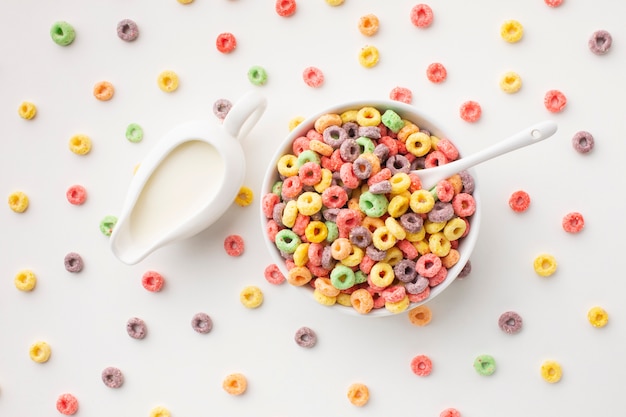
508;190;530;212
440;408;461;417
544;89;567;113
410;354;433;376
389;86;413;104
544;0;563;7
66;184;87;205
56;393;79;415
264;263;286;284
224;234;245;256
275;0;296;17
459;100;482;123
302;66;324;88
426;62;447;83
410;4;434;28
142;270;165;292
562;211;584;233
216;32;237;53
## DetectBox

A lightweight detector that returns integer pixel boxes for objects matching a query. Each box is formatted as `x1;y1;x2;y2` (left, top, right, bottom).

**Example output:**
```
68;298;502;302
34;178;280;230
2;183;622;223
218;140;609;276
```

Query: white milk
129;140;224;247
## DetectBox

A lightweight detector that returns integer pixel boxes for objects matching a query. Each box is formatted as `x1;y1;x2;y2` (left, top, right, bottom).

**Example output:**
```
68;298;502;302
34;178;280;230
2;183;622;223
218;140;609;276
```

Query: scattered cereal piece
498;311;523;334
544;89;567;113
302;66;325;88
99;215;118;237
50;21;76;46
149;406;171;417
294;326;317;348
408;305;432;326
389;86;412;104
459;100;482;123
117;19;139;41
93;81;115;101
126;123;144;143
223;373;247;395
275;0;296;17
347;383;370;407
18;101;37;120
240;285;263;308
248;65;268;86
325;0;344;5
533;253;557;277
101;366;124;388
562;212;584;233
126;317;147;339
540;360;562;383
544;0;563;6
8;191;29;213
473;354;496;376
571;130;594;153
587;306;609;328
410;4;434;28
29;341;51;363
224;234;245;256
589;30;612;55
235;186;254;207
56;393;78;415
213;98;233;120
499;71;522;93
66;185;87;205
64;252;84;273
508;190;530;212
191;312;213;334
69;134;92;155
142;271;165;292
358;14;380;36
157;70;179;92
500;19;523;43
358;45;380;68
14;269;37;291
288;116;305;131
264;264;286;284
410;354;433;376
426;62;447;83
440;408;461;417
216;32;237;53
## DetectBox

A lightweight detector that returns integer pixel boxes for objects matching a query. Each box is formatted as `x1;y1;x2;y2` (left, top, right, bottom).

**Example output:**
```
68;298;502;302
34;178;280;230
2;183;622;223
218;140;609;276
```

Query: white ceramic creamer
110;91;266;265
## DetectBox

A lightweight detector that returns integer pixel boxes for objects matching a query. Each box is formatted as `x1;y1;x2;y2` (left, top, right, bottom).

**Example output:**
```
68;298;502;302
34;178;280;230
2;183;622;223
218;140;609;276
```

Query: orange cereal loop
93;81;115;101
223;373;247;395
314;113;342;134
18;101;37;119
347;383;370;407
408;305;432;326
8;191;29;213
350;288;374;314
157;70;179;92
287;266;312;286
358;14;380;37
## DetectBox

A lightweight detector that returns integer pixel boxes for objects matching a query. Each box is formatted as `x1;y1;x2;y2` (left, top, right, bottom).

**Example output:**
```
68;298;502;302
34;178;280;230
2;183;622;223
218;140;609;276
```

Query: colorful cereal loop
358;45;380;68
29;341;51;363
540;360;562;383
56;393;79;415
191;312;213;334
223;373;247;395
117;19;139;42
235;186;254;206
64;252;84;273
572;131;594;153
240;285;263;308
440;408;461;417
149;406;171;417
102;366;124;388
18;101;37;119
248;65;268;86
350;288;374;314
93;81;115;101
8;191;29;213
544;0;563;6
99;215;117;237
389;86;413;104
126;317;147;339
533;253;557;277
216;32;237;53
325;0;344;5
459;100;482;123
347;383;370;407
587;306;609;328
15;269;37;291
177;0;194;3
66;185;87;205
411;354;433;376
264;264;285;285
589;30;612;55
275;0;296;17
408;305;432;326
214;98;233;120
562;212;584;233
544;89;566;113
294;326;317;348
126;123;144;143
358;14;380;36
142;271;165;292
410;4;434;28
50;21;76;46
498;311;523;334
289;116;305;131
68;134;92;155
509;190;530;212
500;19;523;43
302;66;325;88
473;354;496;376
426;62;447;83
157;70;179;92
499;71;522;93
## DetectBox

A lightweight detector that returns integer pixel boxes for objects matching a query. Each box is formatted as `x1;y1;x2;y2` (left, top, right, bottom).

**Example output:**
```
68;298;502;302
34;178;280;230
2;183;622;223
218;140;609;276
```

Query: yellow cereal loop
443;217;467;241
369;262;394;287
157;70;179;92
326;0;344;6
533;253;557;277
500;71;522;94
305;221;328;243
234;186;253;207
428;232;451;257
414;239;431;255
372;226;397;251
29;341;51;363
288;116;305;131
240;285;263;308
177;0;194;4
501;19;524;43
282;200;298;228
336;292;352;307
296;191;323;216
293;243;310;267
389;173;411;194
313;168;333;193
385;216;406;240
15;269;37;291
313;289;337;306
384;246;403;266
18;101;37;120
424;219;446;234
385;295;410;314
69;134;92;155
150;406;171;417
8;191;29;213
540;360;562;383
340;109;358;124
410;190;435;214
430;135;441;148
587;306;609;328
387;194;410;218
356;106;381;127
358;45;380;68
287;266;312;286
341;245;364;267
277;154;299;177
406;132;432;157
405;228;426;242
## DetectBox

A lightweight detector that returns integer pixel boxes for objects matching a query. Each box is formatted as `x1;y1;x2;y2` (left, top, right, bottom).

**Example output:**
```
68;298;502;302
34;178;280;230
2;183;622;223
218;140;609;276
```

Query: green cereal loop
248;65;268;86
473;354;496;376
125;123;144;143
356;136;375;153
99;215;118;237
50;21;76;46
355;270;368;284
325;221;339;243
271;180;283;196
330;265;356;290
381;109;405;133
359;191;389;218
274;229;301;253
297;150;321;167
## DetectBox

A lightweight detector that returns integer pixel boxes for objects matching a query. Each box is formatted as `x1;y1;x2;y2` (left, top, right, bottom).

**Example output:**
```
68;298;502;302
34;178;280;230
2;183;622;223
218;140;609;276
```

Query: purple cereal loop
399;212;423;233
428;201;455;222
191;312;213;334
373;143;389;162
589;30;612;55
411;157;426;170
358;126;381;139
64;252;84;273
310;211;323;222
102;366;124;388
340;139;360;162
294;326;317;348
572;130;594;153
349;226;372;248
343;122;360;139
498;311;523;334
117;19;139;42
458;260;472;278
419;128;431;136
272;202;286;226
366;245;387;261
394;259;418;283
322;208;340;222
126;317;147;339
386;154;411;174
406;276;429;294
368;180;392;194
213;98;233;120
321;245;335;270
458;170;475;194
323;125;348;148
280;250;294;261
352;157;372;180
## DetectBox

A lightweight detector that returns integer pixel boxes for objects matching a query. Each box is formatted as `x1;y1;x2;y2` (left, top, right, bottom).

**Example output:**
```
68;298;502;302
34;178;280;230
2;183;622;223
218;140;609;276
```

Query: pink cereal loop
459;100;482;122
302;66;324;88
544;89;567;113
66;184;87;205
415;253;442;278
224;234;245;256
452;193;476;217
262;193;280;218
410;4;434;28
562;211;584;233
264;263;286;284
426;62;447;83
389;86;413;104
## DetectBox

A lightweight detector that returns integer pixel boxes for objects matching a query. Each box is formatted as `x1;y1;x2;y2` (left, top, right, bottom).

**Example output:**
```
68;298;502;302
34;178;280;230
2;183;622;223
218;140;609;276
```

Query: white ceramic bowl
260;99;481;317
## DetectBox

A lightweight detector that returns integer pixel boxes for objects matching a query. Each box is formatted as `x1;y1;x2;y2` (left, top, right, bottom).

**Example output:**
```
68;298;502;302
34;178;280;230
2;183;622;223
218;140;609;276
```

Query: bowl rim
260;99;481;317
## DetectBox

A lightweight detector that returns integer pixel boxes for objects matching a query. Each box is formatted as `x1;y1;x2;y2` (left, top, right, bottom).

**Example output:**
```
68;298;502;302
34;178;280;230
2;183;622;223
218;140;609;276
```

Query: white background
1;0;625;416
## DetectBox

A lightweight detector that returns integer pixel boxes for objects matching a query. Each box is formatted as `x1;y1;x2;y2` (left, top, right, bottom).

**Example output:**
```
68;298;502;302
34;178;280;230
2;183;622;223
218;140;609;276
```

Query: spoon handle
413;120;558;190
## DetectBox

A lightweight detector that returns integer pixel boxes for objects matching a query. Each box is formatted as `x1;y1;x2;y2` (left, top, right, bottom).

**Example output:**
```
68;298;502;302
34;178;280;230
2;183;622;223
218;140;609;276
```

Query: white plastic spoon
413;120;558;190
